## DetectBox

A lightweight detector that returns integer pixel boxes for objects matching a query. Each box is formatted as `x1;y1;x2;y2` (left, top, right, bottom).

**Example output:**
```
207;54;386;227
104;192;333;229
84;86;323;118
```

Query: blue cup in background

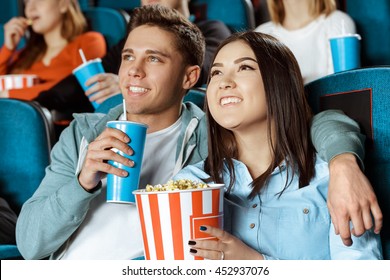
72;58;104;109
106;121;148;204
329;34;361;73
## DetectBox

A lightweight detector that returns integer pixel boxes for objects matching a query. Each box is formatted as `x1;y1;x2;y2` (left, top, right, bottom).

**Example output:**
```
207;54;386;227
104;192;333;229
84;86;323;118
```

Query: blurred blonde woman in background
0;0;106;100
256;0;355;84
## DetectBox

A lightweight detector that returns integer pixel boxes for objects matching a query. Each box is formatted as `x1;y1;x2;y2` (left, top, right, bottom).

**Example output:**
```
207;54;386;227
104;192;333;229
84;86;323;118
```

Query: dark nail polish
200;226;207;231
188;240;196;246
190;248;197;254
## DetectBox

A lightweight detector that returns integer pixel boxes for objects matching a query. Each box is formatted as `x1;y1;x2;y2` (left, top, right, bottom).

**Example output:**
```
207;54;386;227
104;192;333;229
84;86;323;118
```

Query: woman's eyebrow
234;57;257;64
212;57;257;68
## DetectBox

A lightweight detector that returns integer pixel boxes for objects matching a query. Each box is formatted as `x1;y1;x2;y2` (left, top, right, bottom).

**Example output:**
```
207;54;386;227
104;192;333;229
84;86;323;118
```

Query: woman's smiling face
207;40;268;133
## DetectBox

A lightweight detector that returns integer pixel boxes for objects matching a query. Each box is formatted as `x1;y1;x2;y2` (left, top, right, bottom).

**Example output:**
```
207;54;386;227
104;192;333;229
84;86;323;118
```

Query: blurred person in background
255;0;355;84
0;0;106;100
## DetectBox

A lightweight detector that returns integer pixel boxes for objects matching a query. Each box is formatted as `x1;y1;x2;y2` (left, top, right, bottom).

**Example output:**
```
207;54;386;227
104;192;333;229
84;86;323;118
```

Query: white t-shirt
255;10;356;84
60;115;182;259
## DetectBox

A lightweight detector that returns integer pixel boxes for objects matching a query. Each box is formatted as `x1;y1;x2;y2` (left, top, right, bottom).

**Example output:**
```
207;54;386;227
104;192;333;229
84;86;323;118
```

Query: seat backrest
184;87;206;109
0;23;4;46
0;0;21;23
304;66;390;259
0;99;55;214
346;0;390;66
83;7;129;49
78;0;91;11
191;0;255;32
96;0;140;12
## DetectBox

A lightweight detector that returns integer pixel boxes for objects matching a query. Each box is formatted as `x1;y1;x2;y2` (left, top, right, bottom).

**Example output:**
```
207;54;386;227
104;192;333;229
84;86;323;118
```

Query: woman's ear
182;65;201;90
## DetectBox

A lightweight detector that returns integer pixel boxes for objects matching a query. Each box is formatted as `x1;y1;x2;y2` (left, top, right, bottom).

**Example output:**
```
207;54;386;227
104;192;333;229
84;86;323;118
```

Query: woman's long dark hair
204;31;315;199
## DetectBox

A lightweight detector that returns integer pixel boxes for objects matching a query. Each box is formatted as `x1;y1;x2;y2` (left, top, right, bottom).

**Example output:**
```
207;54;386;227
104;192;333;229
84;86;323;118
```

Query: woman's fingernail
190;248;197;254
200;226;207;231
188;240;196;246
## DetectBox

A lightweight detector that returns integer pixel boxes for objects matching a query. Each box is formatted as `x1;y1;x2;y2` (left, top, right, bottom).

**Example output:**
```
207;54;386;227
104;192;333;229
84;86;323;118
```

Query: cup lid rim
107;120;149;128
329;34;361;40
72;58;103;73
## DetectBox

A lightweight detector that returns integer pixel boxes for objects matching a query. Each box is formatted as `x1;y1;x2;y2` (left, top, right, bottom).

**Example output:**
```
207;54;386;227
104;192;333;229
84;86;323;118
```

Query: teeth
129;86;148;93
220;97;242;106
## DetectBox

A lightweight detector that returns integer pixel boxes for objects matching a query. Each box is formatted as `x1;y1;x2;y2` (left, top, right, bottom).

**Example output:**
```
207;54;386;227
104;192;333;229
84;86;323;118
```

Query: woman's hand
3;17;29;50
85;73;121;105
188;225;264;260
78;127;134;191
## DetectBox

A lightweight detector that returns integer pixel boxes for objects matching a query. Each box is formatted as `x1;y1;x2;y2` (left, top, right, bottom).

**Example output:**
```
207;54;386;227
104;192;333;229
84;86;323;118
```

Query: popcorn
145;179;209;192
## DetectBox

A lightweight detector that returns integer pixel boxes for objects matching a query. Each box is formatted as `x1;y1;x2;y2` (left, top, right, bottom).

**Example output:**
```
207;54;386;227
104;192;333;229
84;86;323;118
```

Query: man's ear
182;65;201;90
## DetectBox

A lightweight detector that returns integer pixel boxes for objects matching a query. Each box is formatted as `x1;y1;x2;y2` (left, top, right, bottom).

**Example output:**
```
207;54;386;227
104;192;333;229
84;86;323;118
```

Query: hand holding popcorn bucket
133;180;224;260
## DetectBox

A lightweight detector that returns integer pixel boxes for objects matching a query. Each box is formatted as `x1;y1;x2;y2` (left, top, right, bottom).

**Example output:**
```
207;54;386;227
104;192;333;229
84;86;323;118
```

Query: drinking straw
123;99;127;121
78;48;87;64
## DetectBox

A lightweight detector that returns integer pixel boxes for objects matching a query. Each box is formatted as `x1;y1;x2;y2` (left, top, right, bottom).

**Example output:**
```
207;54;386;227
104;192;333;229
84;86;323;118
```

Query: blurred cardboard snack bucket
133;182;224;260
0;74;39;90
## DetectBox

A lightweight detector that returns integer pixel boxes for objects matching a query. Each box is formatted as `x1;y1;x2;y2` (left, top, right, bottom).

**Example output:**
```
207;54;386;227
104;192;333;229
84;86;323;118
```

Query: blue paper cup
106;121;148;204
329;34;361;73
72;58;105;109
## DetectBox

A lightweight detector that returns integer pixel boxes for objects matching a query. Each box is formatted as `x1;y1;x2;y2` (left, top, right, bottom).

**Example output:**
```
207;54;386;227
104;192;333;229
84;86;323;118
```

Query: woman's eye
239;64;255;71
210;69;221;77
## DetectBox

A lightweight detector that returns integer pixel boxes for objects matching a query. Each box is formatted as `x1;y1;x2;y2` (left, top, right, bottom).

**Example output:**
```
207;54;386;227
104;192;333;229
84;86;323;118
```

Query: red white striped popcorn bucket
133;184;224;260
0;74;39;91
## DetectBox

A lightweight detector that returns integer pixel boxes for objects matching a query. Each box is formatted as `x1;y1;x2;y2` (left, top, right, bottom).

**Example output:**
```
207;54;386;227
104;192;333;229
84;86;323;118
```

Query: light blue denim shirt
174;156;383;260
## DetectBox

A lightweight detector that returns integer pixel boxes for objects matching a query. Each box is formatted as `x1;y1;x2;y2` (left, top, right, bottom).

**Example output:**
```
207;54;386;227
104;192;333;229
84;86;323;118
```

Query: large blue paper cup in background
72;58;104;109
106;121;148;203
329;34;361;73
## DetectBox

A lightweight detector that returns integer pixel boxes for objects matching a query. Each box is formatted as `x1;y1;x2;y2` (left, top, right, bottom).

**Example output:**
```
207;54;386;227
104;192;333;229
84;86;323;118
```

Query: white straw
78;48;87;64
123;99;127;121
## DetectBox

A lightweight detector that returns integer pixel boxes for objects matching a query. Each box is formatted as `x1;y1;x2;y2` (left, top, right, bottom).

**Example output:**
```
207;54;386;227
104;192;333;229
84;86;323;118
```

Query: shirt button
252;204;258;208
303;208;309;214
249;223;255;229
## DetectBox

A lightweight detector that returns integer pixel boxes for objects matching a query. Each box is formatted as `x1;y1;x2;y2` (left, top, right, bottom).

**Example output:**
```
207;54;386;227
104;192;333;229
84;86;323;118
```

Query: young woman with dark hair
175;31;382;260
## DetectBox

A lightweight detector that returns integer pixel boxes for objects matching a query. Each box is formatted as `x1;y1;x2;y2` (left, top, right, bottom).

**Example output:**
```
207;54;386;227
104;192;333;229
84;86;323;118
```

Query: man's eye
148;56;161;62
123;54;134;61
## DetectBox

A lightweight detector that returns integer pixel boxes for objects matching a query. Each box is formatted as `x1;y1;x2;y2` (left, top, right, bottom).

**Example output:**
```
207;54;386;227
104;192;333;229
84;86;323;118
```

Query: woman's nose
218;77;235;89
